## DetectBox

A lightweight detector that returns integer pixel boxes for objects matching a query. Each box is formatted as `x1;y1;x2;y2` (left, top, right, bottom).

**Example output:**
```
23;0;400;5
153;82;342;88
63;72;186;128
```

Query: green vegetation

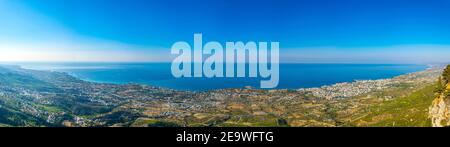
434;76;445;93
354;84;436;127
436;65;450;98
443;65;450;84
0;106;52;127
131;118;183;127
0;123;10;127
0;65;442;127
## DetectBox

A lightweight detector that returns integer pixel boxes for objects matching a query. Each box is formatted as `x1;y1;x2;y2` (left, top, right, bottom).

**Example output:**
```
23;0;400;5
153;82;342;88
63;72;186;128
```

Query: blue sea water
16;63;427;91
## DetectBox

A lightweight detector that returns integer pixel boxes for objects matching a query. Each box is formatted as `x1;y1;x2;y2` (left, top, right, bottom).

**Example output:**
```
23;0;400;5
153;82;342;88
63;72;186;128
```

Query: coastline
9;63;431;92
0;64;443;127
297;65;440;99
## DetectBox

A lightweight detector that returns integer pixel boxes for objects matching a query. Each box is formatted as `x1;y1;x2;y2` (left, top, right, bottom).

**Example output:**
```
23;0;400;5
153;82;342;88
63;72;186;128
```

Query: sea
13;63;427;91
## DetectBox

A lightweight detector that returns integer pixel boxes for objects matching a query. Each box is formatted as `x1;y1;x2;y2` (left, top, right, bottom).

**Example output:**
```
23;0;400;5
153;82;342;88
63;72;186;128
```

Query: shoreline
1;63;433;93
298;66;441;99
0;63;443;127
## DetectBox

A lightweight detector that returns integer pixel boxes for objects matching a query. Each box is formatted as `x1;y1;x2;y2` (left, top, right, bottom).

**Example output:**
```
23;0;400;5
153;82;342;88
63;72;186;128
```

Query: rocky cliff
429;65;450;127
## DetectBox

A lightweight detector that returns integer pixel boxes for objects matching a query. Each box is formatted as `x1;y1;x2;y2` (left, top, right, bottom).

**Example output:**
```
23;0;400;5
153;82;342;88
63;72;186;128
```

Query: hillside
0;65;443;127
348;84;435;126
0;65;190;126
429;65;450;127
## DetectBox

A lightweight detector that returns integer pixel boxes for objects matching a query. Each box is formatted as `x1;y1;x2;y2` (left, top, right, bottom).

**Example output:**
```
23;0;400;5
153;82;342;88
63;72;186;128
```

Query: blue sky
1;0;450;63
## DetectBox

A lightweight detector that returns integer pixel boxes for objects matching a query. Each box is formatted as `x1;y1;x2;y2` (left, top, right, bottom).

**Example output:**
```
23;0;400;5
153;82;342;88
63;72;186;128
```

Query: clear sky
1;0;450;63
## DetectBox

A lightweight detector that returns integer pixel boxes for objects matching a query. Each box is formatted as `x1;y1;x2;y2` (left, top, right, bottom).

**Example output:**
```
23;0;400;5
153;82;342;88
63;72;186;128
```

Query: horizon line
0;61;444;65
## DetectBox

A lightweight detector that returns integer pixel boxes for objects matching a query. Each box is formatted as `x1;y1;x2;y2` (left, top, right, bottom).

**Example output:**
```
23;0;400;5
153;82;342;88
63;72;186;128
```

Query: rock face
429;65;450;127
429;91;450;127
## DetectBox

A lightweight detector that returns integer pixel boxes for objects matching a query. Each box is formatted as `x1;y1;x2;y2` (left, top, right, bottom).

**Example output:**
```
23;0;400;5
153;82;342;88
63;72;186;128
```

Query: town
0;64;443;127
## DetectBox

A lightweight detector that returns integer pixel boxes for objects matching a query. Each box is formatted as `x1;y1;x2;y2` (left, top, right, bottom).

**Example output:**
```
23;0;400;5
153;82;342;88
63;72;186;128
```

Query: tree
443;65;450;85
435;76;444;93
